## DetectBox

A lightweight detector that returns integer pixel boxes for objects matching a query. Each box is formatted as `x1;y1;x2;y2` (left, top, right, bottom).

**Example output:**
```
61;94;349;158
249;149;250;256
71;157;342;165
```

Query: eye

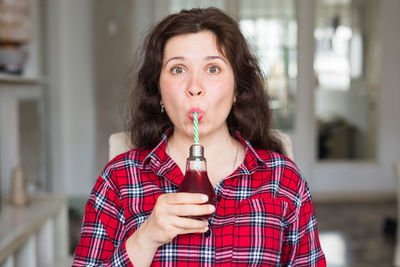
171;66;185;74
207;66;220;74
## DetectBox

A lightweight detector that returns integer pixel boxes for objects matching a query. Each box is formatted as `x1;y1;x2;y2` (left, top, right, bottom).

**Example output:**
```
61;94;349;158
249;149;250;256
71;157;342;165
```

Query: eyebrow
163;56;185;67
206;56;228;64
163;55;228;67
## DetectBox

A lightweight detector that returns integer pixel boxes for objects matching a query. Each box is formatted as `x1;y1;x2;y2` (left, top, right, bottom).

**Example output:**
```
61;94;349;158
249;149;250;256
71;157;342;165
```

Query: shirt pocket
232;197;289;266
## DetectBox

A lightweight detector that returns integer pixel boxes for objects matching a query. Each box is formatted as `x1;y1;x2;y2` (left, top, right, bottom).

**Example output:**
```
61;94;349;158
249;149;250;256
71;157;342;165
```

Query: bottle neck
186;144;207;172
186;156;207;172
189;144;204;158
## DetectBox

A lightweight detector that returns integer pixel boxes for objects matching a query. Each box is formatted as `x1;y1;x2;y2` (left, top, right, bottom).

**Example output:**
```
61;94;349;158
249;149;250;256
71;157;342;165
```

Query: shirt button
217;195;221;202
205;229;211;237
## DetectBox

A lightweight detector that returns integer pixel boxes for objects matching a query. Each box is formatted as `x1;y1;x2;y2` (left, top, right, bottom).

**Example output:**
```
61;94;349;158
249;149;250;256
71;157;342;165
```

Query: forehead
163;31;225;59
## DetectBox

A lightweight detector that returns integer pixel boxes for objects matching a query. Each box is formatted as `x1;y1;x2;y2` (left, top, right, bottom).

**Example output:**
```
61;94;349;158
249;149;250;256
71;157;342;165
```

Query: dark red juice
177;170;216;220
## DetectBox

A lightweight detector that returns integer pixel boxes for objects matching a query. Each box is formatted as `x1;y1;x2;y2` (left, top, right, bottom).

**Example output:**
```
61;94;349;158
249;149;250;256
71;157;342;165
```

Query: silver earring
161;103;165;113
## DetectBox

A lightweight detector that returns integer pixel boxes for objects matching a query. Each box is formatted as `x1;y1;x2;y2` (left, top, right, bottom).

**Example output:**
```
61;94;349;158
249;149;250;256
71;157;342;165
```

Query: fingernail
202;195;208;202
209;205;215;213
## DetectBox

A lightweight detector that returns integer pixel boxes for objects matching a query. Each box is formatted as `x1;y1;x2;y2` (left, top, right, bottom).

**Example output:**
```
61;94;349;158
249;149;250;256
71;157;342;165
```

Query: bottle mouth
189;144;204;158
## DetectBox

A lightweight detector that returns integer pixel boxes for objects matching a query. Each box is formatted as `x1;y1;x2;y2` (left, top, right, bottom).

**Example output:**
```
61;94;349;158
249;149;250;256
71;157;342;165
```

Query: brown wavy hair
128;7;283;154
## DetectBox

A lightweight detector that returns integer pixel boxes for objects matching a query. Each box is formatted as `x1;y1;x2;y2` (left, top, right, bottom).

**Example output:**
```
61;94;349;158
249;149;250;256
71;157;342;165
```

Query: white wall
92;1;136;174
44;0;157;197
44;0;95;196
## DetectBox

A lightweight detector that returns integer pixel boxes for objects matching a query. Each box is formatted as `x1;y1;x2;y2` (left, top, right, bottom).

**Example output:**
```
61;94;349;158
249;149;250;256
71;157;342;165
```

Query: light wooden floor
315;201;396;267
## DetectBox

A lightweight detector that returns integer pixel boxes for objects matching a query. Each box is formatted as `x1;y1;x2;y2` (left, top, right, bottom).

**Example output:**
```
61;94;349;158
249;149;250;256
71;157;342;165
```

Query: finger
179;226;209;235
169;204;215;217
172;217;209;229
163;192;209;205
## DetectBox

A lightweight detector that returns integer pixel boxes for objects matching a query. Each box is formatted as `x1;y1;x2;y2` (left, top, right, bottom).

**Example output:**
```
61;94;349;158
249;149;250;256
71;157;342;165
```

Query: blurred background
0;0;399;266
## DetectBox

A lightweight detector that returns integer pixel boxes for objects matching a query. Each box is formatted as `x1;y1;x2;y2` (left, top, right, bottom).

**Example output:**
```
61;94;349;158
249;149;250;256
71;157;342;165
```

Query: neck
168;125;235;159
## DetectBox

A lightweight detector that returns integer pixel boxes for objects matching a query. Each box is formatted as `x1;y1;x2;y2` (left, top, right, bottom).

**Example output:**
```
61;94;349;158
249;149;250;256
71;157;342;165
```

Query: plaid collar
142;129;266;186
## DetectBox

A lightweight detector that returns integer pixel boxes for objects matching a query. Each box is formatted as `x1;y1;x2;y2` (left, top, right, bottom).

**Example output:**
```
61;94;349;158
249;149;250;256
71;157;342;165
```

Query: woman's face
159;31;235;140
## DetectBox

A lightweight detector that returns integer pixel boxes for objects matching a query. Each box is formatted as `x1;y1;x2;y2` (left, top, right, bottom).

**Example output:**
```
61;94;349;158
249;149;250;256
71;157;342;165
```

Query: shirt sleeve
280;183;326;266
72;174;134;267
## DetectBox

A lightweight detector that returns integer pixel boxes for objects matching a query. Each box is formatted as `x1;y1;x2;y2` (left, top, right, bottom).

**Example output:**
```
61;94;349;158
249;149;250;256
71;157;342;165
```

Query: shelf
0;194;69;266
0;74;44;85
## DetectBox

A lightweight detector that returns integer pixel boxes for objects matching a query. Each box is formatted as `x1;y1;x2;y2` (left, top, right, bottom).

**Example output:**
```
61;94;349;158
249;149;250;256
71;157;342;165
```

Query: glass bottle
177;144;216;220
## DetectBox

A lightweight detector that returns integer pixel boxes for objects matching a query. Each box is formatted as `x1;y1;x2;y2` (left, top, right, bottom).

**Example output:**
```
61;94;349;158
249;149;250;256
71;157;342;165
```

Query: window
238;0;297;130
314;0;380;160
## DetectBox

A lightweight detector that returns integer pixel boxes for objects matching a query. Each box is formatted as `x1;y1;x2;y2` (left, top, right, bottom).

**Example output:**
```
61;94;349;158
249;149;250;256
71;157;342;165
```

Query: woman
73;7;326;266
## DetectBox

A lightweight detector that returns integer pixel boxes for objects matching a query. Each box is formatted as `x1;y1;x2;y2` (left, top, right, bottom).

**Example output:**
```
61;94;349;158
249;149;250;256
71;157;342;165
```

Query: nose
186;74;204;97
188;86;204;96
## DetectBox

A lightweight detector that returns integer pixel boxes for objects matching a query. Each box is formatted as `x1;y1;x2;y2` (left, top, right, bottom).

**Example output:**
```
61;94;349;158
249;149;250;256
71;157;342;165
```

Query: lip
188;108;204;122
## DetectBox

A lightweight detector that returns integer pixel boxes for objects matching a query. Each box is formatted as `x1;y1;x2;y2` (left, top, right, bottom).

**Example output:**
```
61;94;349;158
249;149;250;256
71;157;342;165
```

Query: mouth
188;108;204;122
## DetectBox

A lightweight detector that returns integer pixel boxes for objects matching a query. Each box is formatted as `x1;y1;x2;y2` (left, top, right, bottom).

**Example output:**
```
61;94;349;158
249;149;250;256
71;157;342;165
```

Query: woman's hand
140;193;214;247
126;193;215;266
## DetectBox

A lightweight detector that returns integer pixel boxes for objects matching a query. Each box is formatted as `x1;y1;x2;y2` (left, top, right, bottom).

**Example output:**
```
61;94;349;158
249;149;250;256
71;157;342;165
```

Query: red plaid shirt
73;131;326;266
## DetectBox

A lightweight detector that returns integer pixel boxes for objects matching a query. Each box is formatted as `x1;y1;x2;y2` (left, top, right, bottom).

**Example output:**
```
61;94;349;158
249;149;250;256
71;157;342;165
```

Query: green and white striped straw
193;112;199;144
193;112;201;170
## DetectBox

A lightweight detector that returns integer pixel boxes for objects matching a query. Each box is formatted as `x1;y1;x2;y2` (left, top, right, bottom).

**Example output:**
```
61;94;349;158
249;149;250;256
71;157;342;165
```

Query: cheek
214;81;235;104
160;78;178;100
159;74;170;92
